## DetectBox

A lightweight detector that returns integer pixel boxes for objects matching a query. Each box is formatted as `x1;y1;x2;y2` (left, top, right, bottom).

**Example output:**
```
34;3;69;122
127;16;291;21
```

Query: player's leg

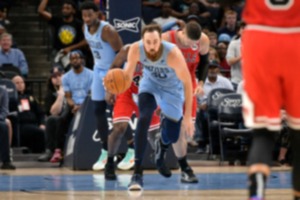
283;32;300;199
91;69;109;171
242;30;283;200
154;89;184;178
128;92;157;191
172;96;198;183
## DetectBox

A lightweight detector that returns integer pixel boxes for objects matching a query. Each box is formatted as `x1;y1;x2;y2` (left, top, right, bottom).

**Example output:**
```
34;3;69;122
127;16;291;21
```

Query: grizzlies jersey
84;21;115;69
139;40;182;88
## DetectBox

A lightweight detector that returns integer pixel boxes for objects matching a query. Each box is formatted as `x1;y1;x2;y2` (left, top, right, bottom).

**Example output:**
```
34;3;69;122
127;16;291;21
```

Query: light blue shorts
91;67;109;101
139;77;184;121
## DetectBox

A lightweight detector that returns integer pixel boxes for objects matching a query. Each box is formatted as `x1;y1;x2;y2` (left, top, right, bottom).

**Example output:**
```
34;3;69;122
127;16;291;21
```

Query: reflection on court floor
0;171;291;192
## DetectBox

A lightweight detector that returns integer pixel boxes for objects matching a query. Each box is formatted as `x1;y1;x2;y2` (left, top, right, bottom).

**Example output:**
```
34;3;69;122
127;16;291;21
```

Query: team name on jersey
183;52;198;63
87;40;103;49
144;65;170;79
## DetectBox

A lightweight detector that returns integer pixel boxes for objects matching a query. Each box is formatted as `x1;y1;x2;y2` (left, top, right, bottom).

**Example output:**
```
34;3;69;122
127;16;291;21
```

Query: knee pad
161;117;182;144
248;129;276;166
93;101;106;117
290;129;300;191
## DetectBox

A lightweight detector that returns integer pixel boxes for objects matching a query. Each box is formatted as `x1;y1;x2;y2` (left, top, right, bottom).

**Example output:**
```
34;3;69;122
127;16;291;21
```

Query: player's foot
104;162;116;180
92;149;107;171
128;174;143;191
154;138;172;178
181;167;198;183
117;148;135;170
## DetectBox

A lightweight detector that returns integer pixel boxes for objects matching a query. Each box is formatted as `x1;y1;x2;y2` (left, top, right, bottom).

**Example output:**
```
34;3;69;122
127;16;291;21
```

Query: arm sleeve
196;53;209;82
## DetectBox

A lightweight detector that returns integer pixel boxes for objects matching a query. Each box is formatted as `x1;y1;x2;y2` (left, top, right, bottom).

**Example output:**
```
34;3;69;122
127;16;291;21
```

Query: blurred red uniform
113;62;160;131
169;30;200;120
242;0;300;130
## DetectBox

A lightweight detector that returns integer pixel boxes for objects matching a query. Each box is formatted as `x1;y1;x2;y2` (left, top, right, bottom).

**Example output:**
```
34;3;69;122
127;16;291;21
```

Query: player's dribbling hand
183;116;195;138
105;92;116;105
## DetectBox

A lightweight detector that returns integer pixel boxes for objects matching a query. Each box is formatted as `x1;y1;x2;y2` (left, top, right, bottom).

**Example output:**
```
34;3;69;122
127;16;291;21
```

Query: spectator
38;0;86;69
142;0;162;24
153;2;178;27
208;31;218;48
208;47;220;63
226;21;245;87
0;6;10;27
12;75;46;153
0;33;28;77
38;65;67;162
217;10;238;38
48;50;93;163
0;87;15;169
216;41;230;78
196;60;234;153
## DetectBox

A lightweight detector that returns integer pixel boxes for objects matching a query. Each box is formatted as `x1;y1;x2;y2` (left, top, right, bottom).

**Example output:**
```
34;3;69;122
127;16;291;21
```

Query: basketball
104;68;131;94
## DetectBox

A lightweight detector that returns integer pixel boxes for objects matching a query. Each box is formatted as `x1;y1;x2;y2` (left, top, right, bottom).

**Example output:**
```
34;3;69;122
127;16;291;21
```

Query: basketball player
162;21;210;183
121;24;194;191
80;2;123;171
104;44;160;180
221;0;300;199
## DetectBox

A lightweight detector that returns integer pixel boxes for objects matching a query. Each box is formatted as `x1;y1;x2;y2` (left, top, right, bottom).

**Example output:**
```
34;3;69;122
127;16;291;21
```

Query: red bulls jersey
169;30;200;83
243;0;300;28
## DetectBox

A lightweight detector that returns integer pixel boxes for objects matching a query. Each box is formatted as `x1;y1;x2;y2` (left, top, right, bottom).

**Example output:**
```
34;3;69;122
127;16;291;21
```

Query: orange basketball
104;68;131;94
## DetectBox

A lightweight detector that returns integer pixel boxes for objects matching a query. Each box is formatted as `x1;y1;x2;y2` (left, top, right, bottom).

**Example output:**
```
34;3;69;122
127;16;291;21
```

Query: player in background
80;2;123;171
162;21;210;183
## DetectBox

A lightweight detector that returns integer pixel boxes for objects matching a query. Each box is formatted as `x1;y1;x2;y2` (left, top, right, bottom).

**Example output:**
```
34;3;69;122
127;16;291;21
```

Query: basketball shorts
242;28;300;130
113;89;160;131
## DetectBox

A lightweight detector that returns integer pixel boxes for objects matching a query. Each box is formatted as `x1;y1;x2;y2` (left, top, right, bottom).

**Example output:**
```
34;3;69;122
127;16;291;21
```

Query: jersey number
266;0;294;10
133;75;141;87
93;51;101;59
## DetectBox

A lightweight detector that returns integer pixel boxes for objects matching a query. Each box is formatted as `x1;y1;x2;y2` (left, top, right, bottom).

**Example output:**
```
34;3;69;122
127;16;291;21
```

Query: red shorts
242;29;300;130
112;89;160;131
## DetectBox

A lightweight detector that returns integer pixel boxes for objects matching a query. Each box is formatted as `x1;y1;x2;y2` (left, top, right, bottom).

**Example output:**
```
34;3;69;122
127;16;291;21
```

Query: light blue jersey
84;21;116;101
62;67;93;105
138;40;184;120
84;21;115;70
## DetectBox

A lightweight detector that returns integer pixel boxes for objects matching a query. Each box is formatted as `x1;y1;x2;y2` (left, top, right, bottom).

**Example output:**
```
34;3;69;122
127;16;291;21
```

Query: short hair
225;9;237;17
80;1;99;12
0;32;12;40
141;24;162;37
185;21;201;41
63;0;77;10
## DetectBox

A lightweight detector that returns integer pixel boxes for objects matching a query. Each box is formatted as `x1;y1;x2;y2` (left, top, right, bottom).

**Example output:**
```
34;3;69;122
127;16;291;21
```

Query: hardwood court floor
0;166;293;200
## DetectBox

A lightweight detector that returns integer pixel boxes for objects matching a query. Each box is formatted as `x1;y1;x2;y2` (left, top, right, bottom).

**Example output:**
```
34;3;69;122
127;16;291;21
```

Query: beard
72;65;81;70
62;13;72;19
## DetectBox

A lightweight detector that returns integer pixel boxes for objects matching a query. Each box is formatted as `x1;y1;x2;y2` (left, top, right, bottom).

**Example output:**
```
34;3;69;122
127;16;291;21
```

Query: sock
102;142;108;151
128;142;134;149
107;156;114;165
178;156;189;171
134;164;143;175
249;173;267;199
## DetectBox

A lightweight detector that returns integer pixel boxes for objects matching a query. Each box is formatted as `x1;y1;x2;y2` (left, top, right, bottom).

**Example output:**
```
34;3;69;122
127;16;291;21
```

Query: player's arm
102;24;123;53
168;47;193;119
196;32;210;93
110;45;131;69
37;0;52;21
168;46;194;136
162;31;170;41
123;42;140;81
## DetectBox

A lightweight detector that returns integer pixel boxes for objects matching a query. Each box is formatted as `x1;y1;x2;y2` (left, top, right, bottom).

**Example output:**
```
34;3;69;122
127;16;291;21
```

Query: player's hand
183;116;195;138
105;92;116;105
194;84;204;96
